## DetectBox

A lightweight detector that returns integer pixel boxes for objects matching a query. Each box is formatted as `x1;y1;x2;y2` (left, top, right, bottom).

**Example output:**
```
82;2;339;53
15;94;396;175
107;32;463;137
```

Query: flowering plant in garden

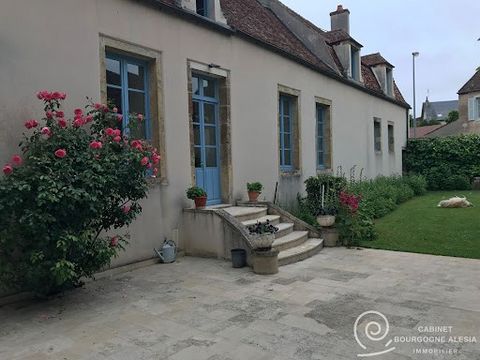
339;191;361;214
0;91;160;296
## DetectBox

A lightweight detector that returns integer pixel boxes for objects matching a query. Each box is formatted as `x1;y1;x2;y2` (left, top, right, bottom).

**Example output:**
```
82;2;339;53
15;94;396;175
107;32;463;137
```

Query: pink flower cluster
2;154;23;175
24;119;39;129
36;90;66;101
339;191;361;214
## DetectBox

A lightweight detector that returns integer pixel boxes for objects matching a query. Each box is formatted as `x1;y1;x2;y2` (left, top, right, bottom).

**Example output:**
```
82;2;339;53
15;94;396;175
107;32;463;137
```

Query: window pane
127;63;145;90
193;101;200;123
317;136;324;152
203;79;215;98
192;76;200;96
206;147;217;167
194;147;202;168
204;103;216;124
318;151;324;166
106;58;121;86
107;86;122;113
205;126;216;146
283;150;291;166
283;117;291;132
196;0;207;16
194;125;201;145
282;99;290;115
129;91;146;115
284;133;291;149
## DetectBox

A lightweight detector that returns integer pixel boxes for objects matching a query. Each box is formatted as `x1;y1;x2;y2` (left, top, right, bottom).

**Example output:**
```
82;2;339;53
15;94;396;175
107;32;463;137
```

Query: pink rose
45;111;53;119
153;167;159;177
140;156;149;166
11;155;23;166
41;127;52;137
2;164;13;175
57;118;67;128
85;115;93;123
131;140;143;151
54;149;67;158
94;103;103;110
122;205;131;214
74;108;83;116
73;118;84;128
55;111;64;118
110;236;119;247
112;129;121;137
116;114;123;122
113;136;121;143
137;114;143;121
24;119;39;129
89;141;103;149
105;128;114;136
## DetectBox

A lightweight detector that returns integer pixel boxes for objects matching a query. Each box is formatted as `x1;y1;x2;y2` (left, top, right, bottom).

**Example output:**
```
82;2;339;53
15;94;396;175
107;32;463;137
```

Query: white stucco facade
0;0;408;265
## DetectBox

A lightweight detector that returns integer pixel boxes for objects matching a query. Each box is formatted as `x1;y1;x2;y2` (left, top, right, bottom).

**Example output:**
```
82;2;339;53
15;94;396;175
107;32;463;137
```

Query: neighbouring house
426;69;480;138
0;0;409;267
420;98;458;123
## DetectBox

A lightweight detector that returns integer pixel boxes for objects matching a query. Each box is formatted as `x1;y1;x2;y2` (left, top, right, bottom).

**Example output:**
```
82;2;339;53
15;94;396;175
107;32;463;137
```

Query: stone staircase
223;206;323;266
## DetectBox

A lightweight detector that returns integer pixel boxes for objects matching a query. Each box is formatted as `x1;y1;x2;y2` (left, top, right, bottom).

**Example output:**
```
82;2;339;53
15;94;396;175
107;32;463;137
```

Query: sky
280;0;480;116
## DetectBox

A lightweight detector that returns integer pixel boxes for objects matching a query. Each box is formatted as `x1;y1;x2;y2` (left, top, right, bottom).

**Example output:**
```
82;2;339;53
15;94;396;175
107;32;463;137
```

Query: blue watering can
154;239;177;263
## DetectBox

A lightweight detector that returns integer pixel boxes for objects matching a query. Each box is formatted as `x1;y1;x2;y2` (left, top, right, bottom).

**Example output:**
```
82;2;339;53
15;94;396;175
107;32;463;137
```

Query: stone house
0;0;409;266
426;69;480;138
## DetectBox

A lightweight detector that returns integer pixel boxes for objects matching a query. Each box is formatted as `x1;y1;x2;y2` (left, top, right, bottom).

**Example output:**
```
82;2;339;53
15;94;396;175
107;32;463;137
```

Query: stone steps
224;205;323;267
273;230;308;252
278;238;324;266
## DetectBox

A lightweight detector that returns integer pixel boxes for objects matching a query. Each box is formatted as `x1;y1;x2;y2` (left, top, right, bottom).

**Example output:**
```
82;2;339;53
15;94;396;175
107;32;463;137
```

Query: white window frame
468;97;480;121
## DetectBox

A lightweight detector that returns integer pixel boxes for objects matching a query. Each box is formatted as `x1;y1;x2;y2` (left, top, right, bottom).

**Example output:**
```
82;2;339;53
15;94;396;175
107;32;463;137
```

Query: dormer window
386;67;393;96
196;0;208;16
351;46;360;81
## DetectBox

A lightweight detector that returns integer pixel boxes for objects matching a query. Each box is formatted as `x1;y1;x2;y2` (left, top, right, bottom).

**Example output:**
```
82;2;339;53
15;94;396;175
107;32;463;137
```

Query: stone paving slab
0;248;479;359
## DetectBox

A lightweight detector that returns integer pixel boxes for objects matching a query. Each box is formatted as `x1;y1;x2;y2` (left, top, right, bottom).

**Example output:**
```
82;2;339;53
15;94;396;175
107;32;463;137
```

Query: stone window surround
315;96;333;173
187;60;233;204
278;84;302;177
99;34;167;185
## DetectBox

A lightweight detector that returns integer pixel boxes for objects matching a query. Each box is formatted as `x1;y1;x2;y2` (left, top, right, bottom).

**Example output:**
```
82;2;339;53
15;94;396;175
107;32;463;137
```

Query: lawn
360;191;480;259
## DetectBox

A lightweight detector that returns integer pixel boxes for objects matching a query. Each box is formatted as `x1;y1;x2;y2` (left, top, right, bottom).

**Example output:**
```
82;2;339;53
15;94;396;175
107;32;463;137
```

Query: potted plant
247;182;263;202
247;220;278;250
186;186;207;208
248;220;279;275
316;206;338;227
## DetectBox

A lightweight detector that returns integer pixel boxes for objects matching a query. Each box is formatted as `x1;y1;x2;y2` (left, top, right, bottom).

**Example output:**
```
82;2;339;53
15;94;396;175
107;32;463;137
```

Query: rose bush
0;91;160;296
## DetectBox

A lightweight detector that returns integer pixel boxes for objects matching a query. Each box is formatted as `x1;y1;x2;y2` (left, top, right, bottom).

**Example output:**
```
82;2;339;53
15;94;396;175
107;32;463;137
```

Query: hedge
404;135;480;190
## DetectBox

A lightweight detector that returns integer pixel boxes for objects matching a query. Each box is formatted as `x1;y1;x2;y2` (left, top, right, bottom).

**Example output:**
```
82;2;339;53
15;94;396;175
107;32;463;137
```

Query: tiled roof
151;0;408;107
409;124;445;138
458;70;480;94
421;100;458;120
362;53;394;68
323;29;363;47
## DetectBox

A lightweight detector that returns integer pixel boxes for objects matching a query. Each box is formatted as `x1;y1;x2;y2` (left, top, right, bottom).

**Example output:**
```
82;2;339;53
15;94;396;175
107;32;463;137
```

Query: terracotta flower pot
248;191;261;202
194;196;207;208
316;215;336;227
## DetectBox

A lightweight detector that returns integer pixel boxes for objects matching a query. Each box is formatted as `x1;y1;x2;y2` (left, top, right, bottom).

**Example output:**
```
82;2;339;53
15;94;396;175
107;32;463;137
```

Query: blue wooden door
192;75;221;205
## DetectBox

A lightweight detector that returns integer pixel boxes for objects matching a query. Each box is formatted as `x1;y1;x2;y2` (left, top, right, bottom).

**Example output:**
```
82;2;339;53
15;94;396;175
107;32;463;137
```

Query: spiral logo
354;311;396;357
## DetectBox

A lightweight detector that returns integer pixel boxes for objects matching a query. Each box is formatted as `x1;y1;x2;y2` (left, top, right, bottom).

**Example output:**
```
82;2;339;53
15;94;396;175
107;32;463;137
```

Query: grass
360;191;480;259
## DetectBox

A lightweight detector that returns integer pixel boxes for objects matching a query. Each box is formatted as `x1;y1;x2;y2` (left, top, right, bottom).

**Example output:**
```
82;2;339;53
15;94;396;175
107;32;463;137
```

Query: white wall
0;0;407;265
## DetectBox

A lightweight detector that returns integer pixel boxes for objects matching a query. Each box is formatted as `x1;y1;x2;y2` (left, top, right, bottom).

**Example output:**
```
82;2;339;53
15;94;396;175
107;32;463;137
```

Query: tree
447;110;459;124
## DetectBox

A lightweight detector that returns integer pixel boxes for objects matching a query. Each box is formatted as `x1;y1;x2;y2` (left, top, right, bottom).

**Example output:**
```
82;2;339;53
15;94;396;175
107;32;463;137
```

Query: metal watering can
154;239;177;263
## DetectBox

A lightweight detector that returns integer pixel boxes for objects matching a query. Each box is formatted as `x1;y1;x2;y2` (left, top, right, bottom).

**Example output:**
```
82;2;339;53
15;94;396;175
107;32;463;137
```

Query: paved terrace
0;248;479;359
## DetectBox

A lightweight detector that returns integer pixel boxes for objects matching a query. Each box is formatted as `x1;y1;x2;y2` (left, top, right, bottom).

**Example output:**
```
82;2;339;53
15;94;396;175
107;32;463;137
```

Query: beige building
0;0;409;266
426;69;480;138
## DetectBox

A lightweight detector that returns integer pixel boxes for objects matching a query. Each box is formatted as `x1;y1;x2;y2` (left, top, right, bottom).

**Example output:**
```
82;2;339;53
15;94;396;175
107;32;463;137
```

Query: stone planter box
252;249;279;275
316;215;336;227
322;227;339;247
251;233;275;250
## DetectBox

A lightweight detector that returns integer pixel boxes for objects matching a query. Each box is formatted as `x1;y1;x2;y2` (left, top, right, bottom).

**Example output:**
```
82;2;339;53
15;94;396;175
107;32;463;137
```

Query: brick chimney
330;5;350;34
